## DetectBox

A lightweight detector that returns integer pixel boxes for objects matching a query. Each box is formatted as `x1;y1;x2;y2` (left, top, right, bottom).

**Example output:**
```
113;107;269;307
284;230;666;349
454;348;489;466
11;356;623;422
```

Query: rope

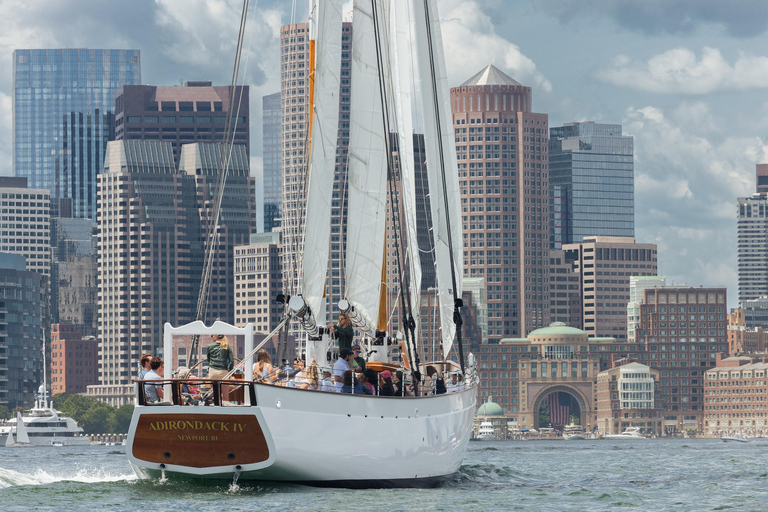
223;315;291;380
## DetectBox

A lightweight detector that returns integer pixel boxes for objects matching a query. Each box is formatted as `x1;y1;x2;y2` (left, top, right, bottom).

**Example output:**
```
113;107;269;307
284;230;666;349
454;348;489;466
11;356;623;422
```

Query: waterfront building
234;232;284;334
549;122;634;249
50;323;98;395
595;362;662;435
262;92;282;232
704;354;768;435
12;49;141;220
90;140;255;406
114;82;249;167
741;296;768;330
280;23;351;337
628;276;667;342
0;177;52;277
0;253;45;409
563;236;657;342
737;165;768;303
727;307;768;355
636;286;728;434
452;64;550;340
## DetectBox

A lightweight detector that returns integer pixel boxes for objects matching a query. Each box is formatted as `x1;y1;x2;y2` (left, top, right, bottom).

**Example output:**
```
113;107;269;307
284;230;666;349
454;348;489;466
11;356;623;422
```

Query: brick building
50;323;98;395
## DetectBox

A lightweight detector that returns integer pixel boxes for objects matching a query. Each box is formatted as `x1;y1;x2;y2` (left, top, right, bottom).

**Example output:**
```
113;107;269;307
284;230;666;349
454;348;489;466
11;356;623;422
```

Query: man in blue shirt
143;357;165;403
332;348;353;393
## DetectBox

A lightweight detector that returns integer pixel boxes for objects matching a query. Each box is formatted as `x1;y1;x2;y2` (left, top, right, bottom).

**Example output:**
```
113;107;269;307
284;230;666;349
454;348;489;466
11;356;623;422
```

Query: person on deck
138;353;153;381
320;367;335;392
358;372;375;395
207;334;234;380
447;372;460;393
253;349;279;383
143;357;165;403
351;344;366;373
341;370;366;394
333;348;354;392
379;370;395;396
327;313;354;352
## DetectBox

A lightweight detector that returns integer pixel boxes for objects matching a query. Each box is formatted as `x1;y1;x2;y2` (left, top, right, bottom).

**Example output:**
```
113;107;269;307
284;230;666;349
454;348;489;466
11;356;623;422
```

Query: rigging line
421;0;464;372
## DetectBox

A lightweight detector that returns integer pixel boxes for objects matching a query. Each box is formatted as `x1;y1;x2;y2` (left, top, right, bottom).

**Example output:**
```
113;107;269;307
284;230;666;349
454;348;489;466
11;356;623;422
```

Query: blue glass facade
13;49;141;220
549;122;634;249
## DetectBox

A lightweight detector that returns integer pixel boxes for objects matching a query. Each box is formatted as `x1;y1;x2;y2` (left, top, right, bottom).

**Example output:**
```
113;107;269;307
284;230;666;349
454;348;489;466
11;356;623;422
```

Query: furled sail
344;0;391;332
412;0;463;357
300;0;344;327
391;1;422;331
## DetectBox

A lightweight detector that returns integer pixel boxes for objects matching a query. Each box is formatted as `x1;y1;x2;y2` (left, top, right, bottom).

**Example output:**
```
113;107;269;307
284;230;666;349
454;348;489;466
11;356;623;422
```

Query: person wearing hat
379;370;394;396
320;366;334;392
350;344;366;373
447;371;460;393
175;366;200;405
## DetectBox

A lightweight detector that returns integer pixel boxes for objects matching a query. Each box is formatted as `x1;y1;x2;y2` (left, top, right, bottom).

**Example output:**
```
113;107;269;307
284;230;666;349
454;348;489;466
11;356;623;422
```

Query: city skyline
2;1;768;307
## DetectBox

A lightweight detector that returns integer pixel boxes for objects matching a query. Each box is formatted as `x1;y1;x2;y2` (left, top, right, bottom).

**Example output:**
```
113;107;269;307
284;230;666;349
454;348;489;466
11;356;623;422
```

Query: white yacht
476;421;495;440
721;434;749;443
0;385;91;447
604;427;646;440
563;424;586;440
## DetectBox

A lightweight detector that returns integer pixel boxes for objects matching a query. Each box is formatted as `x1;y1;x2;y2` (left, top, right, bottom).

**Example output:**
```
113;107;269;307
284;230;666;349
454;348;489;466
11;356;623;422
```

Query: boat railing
136;378;257;407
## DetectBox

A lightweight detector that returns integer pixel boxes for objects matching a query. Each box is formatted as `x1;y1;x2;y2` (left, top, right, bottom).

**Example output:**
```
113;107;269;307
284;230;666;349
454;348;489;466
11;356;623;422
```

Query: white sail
391;0;422;328
5;430;13;447
16;410;30;444
412;0;464;357
301;0;344;324
344;0;391;330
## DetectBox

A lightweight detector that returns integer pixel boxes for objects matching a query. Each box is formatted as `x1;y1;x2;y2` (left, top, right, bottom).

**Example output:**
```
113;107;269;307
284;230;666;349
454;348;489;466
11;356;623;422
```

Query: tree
0;405;9;420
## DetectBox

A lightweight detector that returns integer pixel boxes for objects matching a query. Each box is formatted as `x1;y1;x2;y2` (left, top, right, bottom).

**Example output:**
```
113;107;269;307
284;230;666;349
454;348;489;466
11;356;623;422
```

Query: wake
0;466;136;489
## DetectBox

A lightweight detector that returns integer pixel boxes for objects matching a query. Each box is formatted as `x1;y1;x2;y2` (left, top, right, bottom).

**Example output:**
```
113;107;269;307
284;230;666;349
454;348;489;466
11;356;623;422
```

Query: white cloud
598;47;768;94
439;0;551;91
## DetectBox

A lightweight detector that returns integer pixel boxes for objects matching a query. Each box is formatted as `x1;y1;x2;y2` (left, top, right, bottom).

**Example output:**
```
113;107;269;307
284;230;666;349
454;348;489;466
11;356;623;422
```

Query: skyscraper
737;165;768;303
91;140;254;406
262;92;282;232
549;122;634;249
13;49;141;220
452;64;550;341
280;23;351;326
115;82;249;167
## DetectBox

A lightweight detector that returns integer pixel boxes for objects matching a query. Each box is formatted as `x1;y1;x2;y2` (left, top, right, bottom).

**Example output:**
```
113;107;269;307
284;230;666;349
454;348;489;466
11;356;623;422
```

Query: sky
2;0;768;309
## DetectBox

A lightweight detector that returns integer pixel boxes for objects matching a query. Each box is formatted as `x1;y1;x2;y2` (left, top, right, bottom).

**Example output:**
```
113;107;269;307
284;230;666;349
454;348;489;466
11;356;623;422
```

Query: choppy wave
0;467;136;489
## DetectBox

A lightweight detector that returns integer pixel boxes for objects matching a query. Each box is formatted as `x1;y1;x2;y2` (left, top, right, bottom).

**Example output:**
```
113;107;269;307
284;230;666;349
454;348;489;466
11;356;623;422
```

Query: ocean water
1;439;767;511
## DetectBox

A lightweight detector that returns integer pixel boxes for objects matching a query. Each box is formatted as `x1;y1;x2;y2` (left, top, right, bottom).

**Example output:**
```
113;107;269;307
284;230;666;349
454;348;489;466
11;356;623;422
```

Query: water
2;439;767;511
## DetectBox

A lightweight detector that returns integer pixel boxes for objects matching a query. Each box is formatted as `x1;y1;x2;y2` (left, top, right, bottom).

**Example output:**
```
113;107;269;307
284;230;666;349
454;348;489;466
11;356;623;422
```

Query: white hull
474;434;494;441
604;434;646;440
563;434;586;441
127;383;476;487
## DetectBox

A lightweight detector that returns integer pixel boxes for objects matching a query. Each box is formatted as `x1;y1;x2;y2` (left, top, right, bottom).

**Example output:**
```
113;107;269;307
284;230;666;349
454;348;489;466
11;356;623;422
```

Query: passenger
327;313;354;352
138;353;153;381
333;348;354;392
351;344;366;373
176;366;200;405
291;358;310;389
379;370;395;396
434;368;447;395
252;349;279;383
393;370;404;396
207;334;234;380
341;370;365;394
304;361;320;390
457;373;465;391
423;366;438;396
359;371;375;395
143;357;165;403
363;368;379;395
447;372;460;393
319;367;334;391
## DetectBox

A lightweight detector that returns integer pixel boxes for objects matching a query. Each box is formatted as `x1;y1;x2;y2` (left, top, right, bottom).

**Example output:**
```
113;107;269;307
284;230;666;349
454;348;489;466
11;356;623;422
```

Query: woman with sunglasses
327;313;354;352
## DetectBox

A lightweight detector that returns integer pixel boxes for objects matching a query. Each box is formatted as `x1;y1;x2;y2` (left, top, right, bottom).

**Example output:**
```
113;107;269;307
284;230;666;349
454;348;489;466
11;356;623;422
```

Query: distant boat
604;427;646;440
721;434;749;443
563;424;586;440
476;421;495;440
4;410;33;448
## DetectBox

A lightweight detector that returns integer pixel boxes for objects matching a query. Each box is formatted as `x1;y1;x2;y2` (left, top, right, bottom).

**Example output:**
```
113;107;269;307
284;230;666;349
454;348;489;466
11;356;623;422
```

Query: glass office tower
549;122;634;249
13;49;141;220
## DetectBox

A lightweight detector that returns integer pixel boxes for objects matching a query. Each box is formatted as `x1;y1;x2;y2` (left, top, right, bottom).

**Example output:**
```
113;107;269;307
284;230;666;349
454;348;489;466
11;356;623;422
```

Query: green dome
477;397;503;416
528;322;586;337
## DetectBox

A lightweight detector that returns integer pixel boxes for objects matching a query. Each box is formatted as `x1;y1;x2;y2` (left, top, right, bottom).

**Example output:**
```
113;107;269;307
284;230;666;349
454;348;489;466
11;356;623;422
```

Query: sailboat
126;0;477;487
4;410;34;448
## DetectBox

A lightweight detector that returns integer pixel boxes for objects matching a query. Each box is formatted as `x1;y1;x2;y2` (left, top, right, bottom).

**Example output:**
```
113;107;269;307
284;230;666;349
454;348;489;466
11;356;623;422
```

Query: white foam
0;467;136;489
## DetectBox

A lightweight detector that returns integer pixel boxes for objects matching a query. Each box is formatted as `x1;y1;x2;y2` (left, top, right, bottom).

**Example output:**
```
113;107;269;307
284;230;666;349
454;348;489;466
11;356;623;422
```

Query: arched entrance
531;385;589;430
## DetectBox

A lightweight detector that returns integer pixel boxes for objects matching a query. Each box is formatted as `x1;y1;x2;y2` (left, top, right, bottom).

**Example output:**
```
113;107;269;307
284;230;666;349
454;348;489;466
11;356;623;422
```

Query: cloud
597;47;768;94
439;0;551;91
626;104;768;304
538;0;768;38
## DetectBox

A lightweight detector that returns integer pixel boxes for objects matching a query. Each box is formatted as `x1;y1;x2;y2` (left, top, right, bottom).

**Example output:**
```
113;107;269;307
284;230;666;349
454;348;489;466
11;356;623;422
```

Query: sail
16;410;30;444
301;0;344;323
391;1;422;329
5;430;13;447
344;0;391;331
412;0;463;356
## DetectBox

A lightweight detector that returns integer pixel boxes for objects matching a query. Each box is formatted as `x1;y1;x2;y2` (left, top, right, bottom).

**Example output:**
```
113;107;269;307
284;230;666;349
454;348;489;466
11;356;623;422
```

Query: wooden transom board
132;413;270;468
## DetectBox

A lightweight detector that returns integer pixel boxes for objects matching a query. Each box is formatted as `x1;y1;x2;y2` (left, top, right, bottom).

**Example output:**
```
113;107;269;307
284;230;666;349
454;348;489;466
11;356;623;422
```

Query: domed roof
462;65;522;87
477;397;504;416
528;322;586;337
